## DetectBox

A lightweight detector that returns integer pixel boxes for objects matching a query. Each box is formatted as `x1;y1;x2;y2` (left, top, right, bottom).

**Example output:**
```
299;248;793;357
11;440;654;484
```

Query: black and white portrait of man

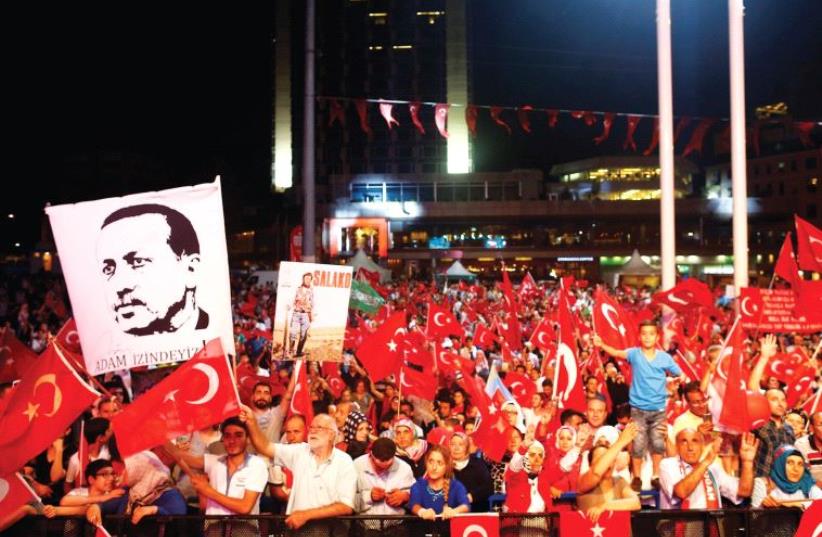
96;203;209;336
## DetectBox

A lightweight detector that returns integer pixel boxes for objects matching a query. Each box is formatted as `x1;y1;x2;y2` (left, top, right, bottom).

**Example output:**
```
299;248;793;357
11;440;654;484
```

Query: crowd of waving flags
1;214;822;520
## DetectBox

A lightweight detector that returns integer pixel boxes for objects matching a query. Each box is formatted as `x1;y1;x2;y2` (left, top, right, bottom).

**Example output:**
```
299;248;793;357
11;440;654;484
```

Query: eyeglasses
309;425;335;433
95;470;115;478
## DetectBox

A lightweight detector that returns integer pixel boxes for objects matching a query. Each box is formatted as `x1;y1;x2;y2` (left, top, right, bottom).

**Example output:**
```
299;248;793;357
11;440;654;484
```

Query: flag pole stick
48;336;113;399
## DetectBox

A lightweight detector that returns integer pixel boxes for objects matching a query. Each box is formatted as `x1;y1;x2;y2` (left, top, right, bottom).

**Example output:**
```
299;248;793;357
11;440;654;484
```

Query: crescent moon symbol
462;524;489;537
0;478;8;502
537;331;549;348
510;381;524;395
439;350;453;367
433;312;447;327
601;304;626;336
811;522;822;537
809;236;822;263
716;346;734;381
667;292;688;305
400;370;412;388
185;364;219;405
65;331;80;346
740;296;757;317
34;374;62;417
557;343;577;403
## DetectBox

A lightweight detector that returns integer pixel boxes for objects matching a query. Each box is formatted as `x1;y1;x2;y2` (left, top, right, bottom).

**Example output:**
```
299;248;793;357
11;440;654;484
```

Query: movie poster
273;262;352;362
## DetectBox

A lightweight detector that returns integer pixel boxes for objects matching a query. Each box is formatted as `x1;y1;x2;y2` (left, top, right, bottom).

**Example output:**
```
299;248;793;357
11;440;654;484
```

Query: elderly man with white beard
241;405;356;537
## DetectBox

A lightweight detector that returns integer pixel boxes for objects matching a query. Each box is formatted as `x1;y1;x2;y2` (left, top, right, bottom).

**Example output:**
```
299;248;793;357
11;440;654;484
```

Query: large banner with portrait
45;179;234;375
272;262;352;362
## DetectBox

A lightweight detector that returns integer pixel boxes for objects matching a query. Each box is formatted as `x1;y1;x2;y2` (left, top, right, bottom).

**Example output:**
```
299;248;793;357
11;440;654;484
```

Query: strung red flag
546;109;559;128
623;115;641;152
643;117;660;155
593;112;616;145
355;99;372;135
327;99;345;127
517;105;534;133
111;339;240;457
409;101;425;134
378;100;399;130
465;105;478;137
0;343;100;476
490;106;512;135
434;103;449;139
683;119;715;157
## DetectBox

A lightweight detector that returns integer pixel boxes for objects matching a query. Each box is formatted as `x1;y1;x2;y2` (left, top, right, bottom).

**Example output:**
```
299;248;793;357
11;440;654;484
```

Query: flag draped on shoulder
111;338;240;457
0;343;100;476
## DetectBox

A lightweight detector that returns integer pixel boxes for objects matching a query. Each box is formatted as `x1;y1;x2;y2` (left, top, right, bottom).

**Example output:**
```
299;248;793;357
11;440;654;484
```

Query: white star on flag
590;522;605;537
487;404;497;415
387;340;398;352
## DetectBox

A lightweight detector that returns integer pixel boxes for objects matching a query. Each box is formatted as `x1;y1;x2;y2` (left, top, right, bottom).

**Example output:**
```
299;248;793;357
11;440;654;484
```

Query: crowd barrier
3;508;806;537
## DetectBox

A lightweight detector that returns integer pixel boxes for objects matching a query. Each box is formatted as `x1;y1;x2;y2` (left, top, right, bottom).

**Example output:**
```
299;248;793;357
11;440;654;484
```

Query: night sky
4;1;821;251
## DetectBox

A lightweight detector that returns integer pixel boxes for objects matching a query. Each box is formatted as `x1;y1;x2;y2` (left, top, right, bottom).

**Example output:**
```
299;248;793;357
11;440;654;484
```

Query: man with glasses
668;382;713;454
242;408;357;536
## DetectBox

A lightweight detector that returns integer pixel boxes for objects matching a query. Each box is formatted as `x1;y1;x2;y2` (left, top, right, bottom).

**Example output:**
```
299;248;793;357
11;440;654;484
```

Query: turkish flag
653;278;717;313
0;473;38;521
0;327;38;383
461;375;511;462
801;387;822;416
450;513;500;537
520;272;539;299
794;500;822;537
555;295;586;412
528;317;554;352
795;215;822;272
593;288;637;349
504;371;536;408
774;232;799;286
766;348;810;383
56;318;83;355
399;365;436;400
473;324;497;350
355;312;406;381
0;343;99;476
716;321;750;434
786;362;817;408
321;362;346;400
559;510;630;537
794;278;822;323
426;302;463;339
286;360;314;425
111;339;241;457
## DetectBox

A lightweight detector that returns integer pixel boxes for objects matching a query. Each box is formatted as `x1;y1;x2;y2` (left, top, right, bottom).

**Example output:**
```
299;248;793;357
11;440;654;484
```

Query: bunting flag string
319;96;820;156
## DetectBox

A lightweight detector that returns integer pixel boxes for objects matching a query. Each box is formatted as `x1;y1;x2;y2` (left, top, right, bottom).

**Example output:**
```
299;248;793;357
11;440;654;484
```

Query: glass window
470;183;485;201
365;184;383;202
487;183;502;201
401;184;418;202
386;184;402;202
419;184;435;202
504;182;519;200
351;184;367;202
437;183;453;202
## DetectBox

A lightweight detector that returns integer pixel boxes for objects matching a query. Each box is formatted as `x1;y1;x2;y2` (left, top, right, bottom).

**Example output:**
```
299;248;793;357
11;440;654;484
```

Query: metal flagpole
656;0;676;291
729;0;749;294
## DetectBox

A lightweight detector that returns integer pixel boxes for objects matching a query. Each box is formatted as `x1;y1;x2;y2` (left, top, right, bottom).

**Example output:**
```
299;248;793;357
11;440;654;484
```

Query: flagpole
49;337;112;398
707;315;741;386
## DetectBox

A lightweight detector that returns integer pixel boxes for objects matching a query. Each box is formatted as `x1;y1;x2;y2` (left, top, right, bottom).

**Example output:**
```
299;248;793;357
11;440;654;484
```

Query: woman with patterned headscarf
393;418;428;477
340;411;371;460
543;425;581;500
752;445;822;507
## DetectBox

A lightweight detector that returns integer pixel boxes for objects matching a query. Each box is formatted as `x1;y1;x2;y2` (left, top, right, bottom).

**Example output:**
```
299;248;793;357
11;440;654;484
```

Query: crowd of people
0;269;820;536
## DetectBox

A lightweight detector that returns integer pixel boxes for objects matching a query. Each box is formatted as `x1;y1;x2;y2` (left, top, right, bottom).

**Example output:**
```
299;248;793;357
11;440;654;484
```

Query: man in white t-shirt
242;406;356;535
65;418;112;492
165;417;268;537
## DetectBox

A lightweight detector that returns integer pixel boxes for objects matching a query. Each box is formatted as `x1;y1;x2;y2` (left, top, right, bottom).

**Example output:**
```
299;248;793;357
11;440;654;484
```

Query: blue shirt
408;477;470;513
626;347;682;411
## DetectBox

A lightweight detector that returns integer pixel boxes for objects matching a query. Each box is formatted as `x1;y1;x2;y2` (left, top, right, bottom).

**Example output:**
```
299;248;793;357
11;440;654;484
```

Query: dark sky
4;1;821;250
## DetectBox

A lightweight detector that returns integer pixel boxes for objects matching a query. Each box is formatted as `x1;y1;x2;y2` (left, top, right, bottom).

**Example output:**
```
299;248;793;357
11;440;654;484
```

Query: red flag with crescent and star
111;338;241;457
503;371;536;408
592;288;637;350
56;318;83;355
558;510;630;537
355;312;407;381
460;375;511;463
450;513;500;537
715;320;750;434
427;302;464;339
0;327;38;384
528;317;554;352
794;500;822;537
399;365;437;401
554;294;587;412
286;360;314;425
0;472;39;521
774;232;799;287
795;214;822;273
652;278;717;314
473;324;497;350
0;342;100;476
